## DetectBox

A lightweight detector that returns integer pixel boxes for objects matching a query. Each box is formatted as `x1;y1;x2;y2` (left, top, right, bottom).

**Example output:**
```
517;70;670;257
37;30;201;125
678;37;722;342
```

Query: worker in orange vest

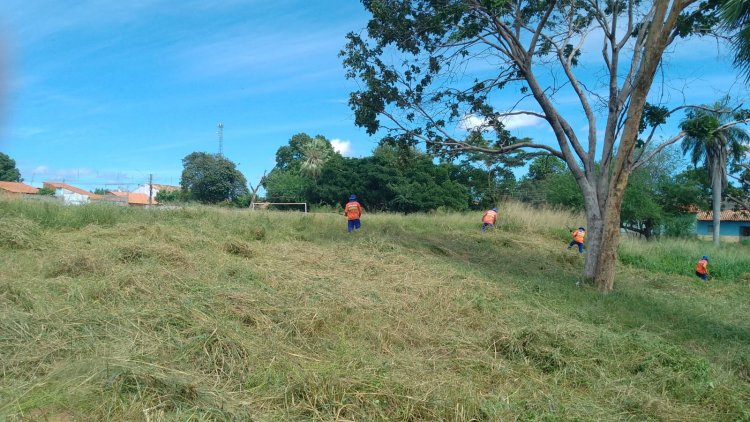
344;194;363;233
695;256;709;281
481;207;498;232
567;227;586;253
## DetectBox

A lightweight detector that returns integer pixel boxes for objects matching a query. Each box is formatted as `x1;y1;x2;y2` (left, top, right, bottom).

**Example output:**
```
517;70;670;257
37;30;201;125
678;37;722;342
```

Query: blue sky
0;1;747;191
0;0;374;189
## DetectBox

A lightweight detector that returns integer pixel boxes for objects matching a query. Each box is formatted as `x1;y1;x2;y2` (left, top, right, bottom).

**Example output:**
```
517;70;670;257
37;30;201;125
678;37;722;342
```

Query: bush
662;214;697;238
156;189;185;203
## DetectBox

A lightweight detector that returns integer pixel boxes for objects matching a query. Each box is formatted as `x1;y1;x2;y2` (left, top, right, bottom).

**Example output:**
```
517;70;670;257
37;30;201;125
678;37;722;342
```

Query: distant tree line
263;133;519;212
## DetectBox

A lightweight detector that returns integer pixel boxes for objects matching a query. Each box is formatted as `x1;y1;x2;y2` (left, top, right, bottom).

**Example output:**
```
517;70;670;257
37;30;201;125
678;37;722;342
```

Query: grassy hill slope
1;200;750;421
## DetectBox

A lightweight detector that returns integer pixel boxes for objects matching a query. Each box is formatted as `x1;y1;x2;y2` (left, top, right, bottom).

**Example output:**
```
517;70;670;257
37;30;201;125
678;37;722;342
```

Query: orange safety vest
482;209;497;224
345;201;362;220
571;230;585;243
695;259;708;275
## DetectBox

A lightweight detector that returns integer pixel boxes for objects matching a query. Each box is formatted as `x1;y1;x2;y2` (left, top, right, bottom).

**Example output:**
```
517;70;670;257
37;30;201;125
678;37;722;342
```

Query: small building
696;210;750;242
0;181;39;196
107;191;158;207
43;182;101;205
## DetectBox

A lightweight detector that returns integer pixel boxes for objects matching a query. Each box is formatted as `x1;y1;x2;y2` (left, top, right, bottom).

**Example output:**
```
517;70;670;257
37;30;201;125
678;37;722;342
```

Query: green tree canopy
307;146;470;213
0;152;22;182
180;152;249;204
266;141;474;212
264;170;310;203
264;133;340;202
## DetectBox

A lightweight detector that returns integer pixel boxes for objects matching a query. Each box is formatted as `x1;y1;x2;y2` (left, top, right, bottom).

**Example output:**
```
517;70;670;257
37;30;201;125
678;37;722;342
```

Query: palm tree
300;137;332;178
681;100;750;245
722;0;750;79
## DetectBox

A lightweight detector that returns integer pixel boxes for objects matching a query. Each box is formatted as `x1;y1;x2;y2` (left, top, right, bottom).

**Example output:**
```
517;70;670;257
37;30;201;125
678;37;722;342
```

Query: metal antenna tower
217;122;224;156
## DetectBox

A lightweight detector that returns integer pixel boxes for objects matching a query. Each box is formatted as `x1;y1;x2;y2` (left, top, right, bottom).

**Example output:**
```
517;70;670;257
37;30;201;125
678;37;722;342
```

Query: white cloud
33;165;48;174
459;115;487;131
460;112;545;131
330;139;353;157
502;114;545;130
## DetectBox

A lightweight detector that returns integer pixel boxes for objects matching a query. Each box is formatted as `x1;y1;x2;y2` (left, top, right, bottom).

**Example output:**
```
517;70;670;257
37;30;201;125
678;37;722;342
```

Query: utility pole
217;122;224;157
148;174;153;206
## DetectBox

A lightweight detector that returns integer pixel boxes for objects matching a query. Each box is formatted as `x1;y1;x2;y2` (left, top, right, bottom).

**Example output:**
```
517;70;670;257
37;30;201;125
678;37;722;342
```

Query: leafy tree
0;152;21;182
517;156;581;208
681;100;750;245
450;162;516;209
526;155;567;182
37;187;55;196
264;170;310;203
727;162;750;210
660;168;710;214
620;172;662;239
275;133;336;172
264;133;339;201
456;147;526;207
93;188;110;195
290;144;471;212
180;152;249;204
342;1;746;292
542;172;584;211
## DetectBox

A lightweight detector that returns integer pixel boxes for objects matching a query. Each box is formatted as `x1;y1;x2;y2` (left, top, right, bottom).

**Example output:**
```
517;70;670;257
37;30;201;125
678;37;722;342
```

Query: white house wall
133;184;159;198
55;189;89;205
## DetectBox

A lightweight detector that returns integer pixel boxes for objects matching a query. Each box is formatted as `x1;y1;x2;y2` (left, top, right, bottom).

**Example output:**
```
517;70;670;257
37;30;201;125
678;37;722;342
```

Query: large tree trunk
595;194;626;293
712;165;722;246
582;207;604;282
589;1;682;292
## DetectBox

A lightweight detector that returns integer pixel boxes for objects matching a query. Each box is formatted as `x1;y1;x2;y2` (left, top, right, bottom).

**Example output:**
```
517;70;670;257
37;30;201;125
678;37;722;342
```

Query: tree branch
727;194;750;211
631;131;686;171
441;138;565;158
554;8;598;169
528;1;557;56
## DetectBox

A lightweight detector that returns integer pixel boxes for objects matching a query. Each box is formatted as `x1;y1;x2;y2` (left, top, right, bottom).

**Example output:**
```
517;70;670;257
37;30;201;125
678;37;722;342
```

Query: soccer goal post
250;202;308;213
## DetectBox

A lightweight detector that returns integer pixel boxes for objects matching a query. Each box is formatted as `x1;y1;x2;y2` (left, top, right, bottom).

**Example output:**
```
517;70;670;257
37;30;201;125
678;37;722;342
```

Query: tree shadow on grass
405;232;750;350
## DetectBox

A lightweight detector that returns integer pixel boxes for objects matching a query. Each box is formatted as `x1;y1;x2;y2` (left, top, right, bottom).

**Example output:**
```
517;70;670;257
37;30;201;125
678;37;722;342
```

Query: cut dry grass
1;198;749;420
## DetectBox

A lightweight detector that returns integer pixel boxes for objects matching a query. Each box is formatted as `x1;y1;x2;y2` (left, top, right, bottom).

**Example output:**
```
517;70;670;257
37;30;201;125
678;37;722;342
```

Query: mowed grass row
1;199;749;421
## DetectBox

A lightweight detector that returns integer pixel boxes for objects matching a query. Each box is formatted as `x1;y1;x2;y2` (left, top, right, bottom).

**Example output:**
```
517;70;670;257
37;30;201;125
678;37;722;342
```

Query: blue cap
492;208;497;212
579;227;585;231
702;256;708;260
349;194;357;200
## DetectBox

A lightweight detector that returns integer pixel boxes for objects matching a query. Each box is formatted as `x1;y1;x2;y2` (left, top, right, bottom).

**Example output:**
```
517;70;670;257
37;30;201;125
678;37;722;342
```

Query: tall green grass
620;237;750;282
1;198;750;420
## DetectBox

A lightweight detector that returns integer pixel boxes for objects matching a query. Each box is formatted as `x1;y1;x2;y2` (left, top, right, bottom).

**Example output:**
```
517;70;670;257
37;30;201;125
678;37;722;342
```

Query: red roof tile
106;191;157;205
0;181;39;194
126;193;157;205
43;182;102;199
696;210;750;222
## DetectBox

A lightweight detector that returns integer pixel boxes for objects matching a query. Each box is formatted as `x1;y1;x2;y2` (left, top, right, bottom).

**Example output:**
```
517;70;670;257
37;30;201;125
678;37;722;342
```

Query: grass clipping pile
1;200;749;420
